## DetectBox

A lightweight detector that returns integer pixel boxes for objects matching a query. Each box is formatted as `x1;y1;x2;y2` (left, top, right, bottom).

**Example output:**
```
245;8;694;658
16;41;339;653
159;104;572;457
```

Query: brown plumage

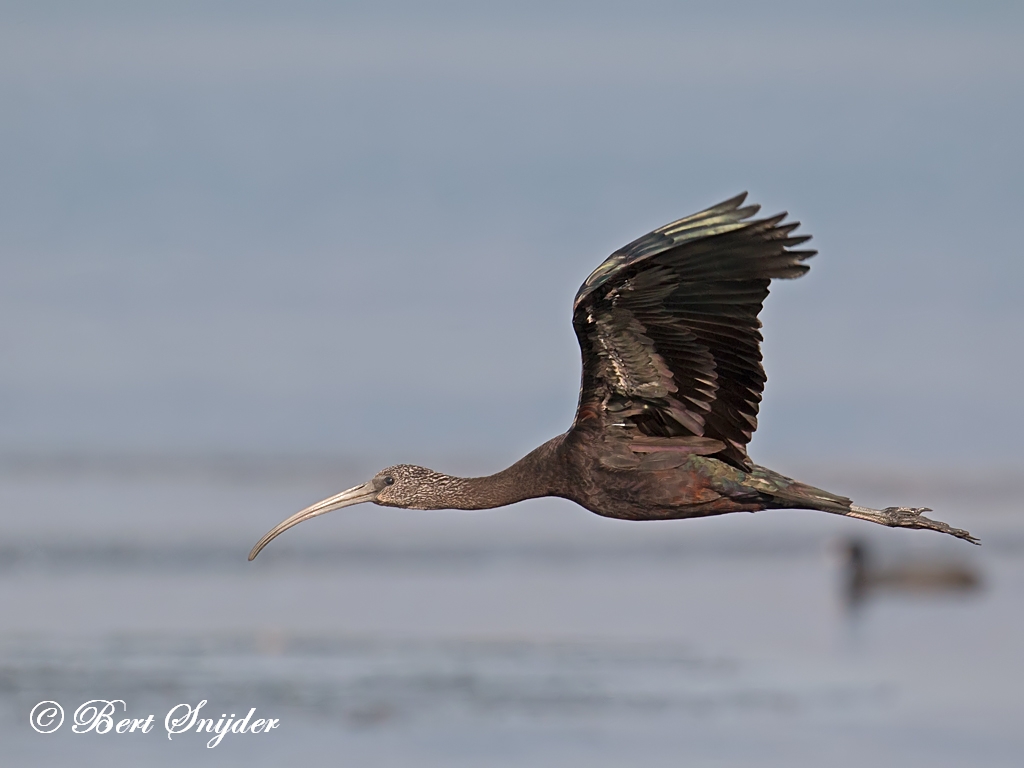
249;194;976;560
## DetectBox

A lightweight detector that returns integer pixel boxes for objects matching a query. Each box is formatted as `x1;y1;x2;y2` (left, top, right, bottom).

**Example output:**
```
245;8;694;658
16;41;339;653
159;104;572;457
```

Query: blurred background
1;1;1022;765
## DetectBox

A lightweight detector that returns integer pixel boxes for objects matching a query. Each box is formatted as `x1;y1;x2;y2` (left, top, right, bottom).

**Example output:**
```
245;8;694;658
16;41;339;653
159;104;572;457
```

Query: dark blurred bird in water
250;194;977;560
841;539;982;607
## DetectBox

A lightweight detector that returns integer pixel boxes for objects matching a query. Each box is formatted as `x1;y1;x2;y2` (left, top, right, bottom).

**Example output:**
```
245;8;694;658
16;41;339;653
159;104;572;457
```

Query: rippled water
1;459;1021;766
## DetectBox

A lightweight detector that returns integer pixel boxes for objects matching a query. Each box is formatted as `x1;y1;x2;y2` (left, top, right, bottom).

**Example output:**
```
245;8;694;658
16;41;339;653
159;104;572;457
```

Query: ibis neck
430;437;566;510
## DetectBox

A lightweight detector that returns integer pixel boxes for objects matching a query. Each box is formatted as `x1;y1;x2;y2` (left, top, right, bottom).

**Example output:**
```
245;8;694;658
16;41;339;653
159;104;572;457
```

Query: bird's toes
882;506;931;516
881;507;979;544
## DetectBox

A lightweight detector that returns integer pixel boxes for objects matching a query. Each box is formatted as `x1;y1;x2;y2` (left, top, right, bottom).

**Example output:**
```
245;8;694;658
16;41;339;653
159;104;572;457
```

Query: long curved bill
248;480;377;561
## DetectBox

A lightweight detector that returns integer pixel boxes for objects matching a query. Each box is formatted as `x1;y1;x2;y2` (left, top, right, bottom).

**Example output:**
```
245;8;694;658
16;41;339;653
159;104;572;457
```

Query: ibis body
250;194;976;560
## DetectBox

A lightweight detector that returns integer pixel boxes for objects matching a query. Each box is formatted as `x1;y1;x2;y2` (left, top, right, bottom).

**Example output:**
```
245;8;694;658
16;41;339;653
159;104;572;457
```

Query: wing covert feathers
572;193;815;469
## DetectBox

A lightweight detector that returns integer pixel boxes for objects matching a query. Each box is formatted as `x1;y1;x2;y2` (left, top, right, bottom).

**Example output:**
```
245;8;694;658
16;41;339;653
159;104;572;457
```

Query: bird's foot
848;505;979;544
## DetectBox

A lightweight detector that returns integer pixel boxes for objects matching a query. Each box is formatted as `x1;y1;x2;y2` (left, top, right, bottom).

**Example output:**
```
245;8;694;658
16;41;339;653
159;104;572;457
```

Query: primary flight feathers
572;192;815;469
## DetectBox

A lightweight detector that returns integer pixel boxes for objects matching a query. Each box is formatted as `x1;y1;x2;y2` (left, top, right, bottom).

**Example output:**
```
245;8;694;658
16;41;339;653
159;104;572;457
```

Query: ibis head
248;464;481;560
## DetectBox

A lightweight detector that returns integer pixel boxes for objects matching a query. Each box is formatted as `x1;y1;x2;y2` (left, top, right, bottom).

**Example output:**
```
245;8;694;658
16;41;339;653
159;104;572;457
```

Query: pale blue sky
1;1;1022;467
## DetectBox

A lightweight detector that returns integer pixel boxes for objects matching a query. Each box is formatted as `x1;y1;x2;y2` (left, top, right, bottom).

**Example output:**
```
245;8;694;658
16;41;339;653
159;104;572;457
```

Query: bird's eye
384;476;394;486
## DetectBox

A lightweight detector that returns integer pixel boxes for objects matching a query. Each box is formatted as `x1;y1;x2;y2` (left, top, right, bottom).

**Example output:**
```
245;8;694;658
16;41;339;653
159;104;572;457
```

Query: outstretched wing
571;193;815;470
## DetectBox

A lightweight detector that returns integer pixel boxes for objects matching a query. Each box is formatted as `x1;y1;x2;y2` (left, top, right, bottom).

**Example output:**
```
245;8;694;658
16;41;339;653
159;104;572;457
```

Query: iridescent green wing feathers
571;193;816;469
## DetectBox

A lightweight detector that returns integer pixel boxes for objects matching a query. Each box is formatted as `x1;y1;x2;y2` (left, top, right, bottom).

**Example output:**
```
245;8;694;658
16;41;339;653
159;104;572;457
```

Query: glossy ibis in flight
250;194;976;560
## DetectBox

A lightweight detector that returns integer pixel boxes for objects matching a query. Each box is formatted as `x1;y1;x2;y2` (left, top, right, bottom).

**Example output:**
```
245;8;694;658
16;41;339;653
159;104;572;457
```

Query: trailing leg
739;464;979;544
845;504;978;544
